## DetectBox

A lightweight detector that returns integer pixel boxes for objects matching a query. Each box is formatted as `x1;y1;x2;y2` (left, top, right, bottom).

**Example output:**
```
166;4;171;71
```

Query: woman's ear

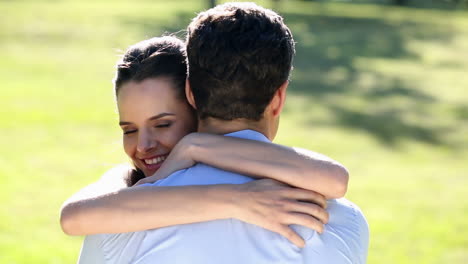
185;79;197;109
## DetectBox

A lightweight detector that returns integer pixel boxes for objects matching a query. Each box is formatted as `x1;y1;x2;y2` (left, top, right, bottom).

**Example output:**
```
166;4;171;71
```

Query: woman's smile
143;155;166;165
138;154;168;176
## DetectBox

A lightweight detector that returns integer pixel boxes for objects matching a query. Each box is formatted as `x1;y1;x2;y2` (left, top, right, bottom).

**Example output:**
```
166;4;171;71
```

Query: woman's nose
136;129;157;153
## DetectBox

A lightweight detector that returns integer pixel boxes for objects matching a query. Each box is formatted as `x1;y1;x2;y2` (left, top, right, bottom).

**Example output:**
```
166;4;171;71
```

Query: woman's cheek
123;135;136;157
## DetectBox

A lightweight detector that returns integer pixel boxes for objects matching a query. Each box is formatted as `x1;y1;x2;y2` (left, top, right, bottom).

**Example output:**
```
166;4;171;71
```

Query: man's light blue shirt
132;130;369;264
78;130;369;264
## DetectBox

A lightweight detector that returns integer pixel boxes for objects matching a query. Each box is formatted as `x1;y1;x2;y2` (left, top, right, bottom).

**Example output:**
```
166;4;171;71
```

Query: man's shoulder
328;198;366;219
326;198;368;236
306;198;369;264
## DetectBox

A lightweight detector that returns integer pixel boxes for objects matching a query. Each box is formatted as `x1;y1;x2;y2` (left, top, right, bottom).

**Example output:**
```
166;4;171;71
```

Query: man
134;2;368;263
77;2;368;263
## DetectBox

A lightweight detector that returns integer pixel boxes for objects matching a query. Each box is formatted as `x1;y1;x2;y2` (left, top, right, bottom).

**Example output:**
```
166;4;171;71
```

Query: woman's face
117;77;197;177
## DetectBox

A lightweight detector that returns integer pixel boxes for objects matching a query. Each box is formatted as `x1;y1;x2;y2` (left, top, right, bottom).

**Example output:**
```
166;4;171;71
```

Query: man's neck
198;117;272;140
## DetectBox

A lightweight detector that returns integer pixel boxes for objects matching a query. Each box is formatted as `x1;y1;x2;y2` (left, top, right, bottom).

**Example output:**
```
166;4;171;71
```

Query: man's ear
185;79;197;109
269;80;288;117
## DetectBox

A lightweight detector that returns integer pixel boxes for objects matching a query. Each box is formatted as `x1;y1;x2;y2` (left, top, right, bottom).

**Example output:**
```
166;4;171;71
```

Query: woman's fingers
280;188;327;209
235;180;331;246
274;225;306;248
250;179;327;209
273;199;328;230
286;201;329;224
284;212;325;234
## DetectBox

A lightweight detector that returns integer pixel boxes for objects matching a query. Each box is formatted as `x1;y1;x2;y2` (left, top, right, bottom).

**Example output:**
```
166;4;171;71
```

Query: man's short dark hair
187;2;295;121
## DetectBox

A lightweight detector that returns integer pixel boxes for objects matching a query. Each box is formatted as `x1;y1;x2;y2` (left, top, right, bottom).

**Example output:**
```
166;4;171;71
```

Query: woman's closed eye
122;128;137;135
155;122;172;128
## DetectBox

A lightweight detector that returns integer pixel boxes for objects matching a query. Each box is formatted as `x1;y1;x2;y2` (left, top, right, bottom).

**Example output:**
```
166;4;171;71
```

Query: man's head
186;2;295;129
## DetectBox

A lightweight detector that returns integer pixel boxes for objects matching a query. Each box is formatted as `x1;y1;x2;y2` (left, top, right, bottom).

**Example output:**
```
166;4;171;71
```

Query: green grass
1;0;467;263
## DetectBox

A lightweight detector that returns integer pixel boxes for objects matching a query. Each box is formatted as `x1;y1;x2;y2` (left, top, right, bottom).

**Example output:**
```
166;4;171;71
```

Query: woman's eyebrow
119;121;132;126
119;113;175;126
148;112;175;121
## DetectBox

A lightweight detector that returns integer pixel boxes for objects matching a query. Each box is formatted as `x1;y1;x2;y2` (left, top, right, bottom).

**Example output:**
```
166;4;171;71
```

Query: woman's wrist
182;133;209;163
168;133;198;164
204;184;241;220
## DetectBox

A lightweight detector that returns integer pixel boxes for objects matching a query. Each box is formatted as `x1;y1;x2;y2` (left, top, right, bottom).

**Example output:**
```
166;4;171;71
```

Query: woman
61;36;349;261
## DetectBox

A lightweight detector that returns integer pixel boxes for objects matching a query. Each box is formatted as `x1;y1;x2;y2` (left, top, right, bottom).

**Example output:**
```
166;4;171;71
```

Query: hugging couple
61;2;369;263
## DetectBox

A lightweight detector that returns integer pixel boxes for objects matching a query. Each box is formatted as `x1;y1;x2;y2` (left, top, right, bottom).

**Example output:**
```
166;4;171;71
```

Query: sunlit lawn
0;0;467;263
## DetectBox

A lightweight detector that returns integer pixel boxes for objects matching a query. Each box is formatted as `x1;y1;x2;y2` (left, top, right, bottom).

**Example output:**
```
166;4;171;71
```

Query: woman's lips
144;156;166;165
138;155;168;175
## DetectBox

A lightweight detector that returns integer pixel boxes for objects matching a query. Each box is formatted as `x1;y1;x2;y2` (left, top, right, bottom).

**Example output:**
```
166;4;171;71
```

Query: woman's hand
231;179;329;248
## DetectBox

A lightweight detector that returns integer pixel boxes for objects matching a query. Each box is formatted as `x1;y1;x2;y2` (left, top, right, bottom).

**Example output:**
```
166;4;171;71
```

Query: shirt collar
224;129;270;143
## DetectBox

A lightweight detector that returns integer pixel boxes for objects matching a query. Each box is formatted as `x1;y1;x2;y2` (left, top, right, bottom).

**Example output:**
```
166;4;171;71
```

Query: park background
1;0;467;263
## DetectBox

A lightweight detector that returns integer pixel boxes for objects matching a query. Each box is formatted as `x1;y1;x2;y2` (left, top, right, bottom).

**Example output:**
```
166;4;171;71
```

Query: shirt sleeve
302;199;369;264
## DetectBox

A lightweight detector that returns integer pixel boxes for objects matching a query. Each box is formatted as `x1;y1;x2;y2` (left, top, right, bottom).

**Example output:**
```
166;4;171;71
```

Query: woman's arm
141;133;348;199
61;133;344;244
60;177;327;248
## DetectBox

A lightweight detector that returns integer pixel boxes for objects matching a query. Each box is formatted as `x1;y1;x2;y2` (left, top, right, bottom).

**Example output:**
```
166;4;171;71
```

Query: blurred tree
392;0;409;5
209;0;216;8
456;0;468;8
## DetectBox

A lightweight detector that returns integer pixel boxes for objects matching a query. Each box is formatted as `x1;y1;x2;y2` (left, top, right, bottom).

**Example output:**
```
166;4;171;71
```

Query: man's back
131;130;369;264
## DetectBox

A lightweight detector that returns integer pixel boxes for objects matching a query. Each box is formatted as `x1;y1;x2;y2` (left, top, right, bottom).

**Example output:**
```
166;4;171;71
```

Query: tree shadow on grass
282;12;464;147
319;105;446;145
